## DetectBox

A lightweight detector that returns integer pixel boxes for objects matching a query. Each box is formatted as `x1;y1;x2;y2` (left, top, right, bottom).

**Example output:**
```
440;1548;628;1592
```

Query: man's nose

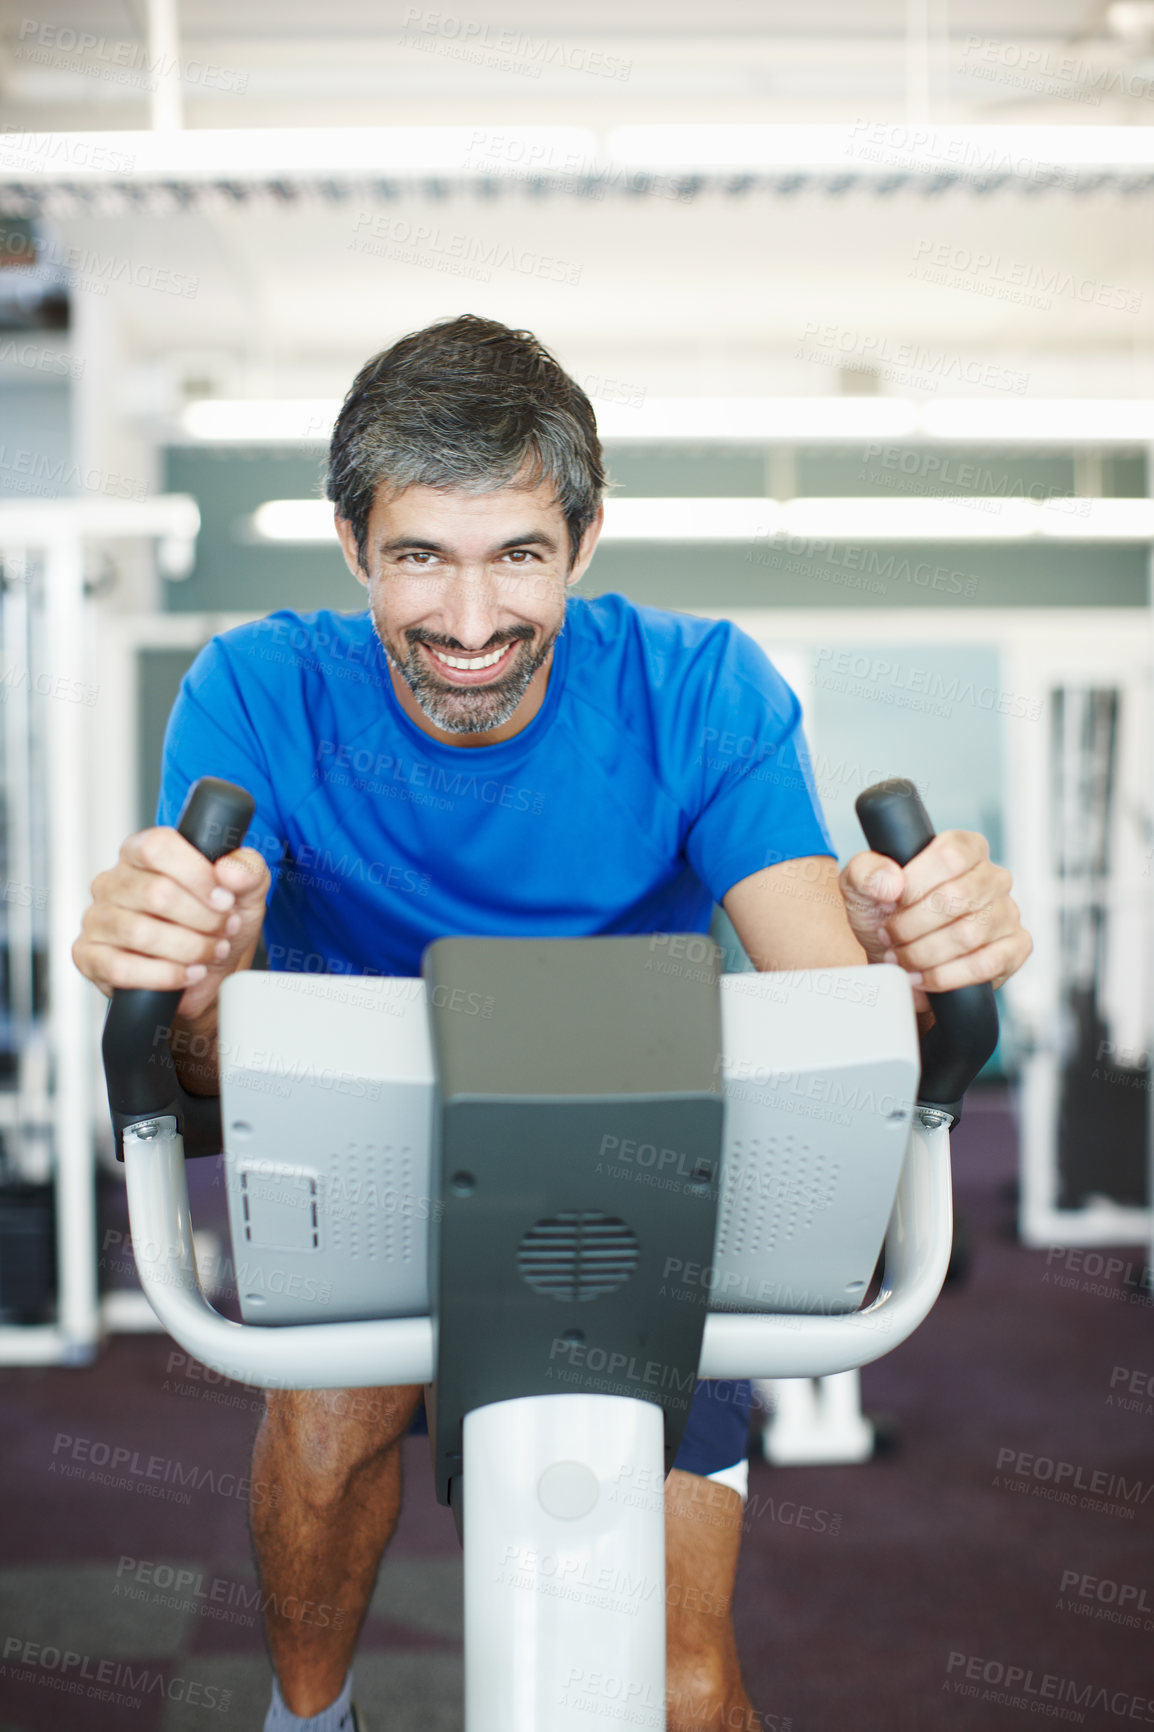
439;568;510;649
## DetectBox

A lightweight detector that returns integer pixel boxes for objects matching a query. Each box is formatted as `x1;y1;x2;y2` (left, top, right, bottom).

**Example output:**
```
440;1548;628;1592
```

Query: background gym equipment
102;773;997;1732
0;497;200;1366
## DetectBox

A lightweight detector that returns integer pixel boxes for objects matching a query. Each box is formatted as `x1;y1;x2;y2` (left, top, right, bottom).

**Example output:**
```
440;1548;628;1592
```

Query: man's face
337;478;601;744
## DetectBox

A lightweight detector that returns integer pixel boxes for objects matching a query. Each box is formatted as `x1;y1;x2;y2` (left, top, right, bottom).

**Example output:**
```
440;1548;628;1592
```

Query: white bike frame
121;1108;952;1732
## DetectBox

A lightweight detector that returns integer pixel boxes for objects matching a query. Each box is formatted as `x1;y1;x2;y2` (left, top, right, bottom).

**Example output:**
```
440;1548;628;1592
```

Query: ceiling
1;1;1153;438
4;3;1153;131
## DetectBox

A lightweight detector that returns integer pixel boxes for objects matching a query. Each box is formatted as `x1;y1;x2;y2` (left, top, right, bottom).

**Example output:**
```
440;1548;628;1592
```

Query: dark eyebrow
376;530;560;556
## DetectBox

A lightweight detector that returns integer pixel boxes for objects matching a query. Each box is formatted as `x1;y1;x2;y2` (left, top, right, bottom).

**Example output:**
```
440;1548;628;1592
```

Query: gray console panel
218;972;435;1326
217;961;918;1329
714;965;919;1314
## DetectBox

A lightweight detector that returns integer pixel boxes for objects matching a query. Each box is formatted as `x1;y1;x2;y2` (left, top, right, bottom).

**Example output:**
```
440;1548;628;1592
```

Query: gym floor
2;1083;1151;1732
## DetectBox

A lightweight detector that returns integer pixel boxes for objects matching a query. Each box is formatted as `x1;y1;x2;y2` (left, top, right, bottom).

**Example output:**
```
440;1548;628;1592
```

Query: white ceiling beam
176;396;1154;446
5;123;1154;186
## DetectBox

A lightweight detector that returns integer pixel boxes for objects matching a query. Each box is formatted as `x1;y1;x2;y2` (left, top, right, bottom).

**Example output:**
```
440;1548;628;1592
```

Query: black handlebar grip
174;776;257;864
855;777;1000;1122
102;777;255;1160
855;777;937;871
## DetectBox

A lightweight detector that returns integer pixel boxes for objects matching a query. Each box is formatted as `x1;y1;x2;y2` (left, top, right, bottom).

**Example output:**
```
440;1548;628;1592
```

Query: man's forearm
171;1000;221;1096
168;929;265;1095
723;859;942;1040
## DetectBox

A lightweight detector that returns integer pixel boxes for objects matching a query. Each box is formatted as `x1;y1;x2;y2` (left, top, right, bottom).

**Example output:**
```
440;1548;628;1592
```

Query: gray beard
374;616;562;736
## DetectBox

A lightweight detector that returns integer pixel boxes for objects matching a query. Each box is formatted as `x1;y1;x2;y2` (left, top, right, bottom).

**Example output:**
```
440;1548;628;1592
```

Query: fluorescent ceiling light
779;497;1038;541
251;501;336;542
608;498;1154;541
604;499;774;541
181;400;339;441
595;399;919;441
921;399;1154;443
248;496;1154;545
1039;498;1154;539
184;396;1154;447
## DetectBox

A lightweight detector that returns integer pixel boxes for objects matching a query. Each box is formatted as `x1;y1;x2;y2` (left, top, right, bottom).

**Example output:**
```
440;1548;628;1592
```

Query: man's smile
418;638;524;685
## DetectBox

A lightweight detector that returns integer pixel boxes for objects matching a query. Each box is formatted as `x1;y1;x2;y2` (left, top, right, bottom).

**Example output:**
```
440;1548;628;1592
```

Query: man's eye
504;549;535;563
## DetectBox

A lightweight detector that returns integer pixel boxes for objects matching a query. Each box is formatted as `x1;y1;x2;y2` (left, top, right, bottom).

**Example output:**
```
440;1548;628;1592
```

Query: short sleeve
683;626;836;901
155;636;286;895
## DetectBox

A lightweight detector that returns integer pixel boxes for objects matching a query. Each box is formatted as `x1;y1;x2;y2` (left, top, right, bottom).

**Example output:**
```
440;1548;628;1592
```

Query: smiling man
74;314;1031;1732
340;480;576;745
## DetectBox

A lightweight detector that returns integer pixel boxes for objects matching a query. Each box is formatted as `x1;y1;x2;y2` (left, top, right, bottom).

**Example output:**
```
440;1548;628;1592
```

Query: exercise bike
102;776;997;1732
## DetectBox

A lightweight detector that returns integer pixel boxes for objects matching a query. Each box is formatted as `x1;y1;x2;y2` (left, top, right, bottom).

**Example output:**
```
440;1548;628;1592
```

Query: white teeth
429;644;510;671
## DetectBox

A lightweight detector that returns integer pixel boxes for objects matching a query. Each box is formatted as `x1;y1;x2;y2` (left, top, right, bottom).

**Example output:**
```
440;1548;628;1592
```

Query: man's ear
567;502;604;587
334;513;368;587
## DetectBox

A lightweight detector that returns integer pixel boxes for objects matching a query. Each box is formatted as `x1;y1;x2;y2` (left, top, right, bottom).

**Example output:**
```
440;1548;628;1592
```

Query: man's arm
171;997;226;1096
723;830;1033;1031
73;826;270;1095
722;856;940;1032
723;856;866;970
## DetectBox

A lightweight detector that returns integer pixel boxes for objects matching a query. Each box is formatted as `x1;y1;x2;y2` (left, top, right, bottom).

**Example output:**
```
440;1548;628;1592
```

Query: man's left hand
838;830;1032;1015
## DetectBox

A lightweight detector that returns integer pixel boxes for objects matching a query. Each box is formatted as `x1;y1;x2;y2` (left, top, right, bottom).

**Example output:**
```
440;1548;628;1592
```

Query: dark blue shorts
410;1378;752;1490
671;1378;752;1481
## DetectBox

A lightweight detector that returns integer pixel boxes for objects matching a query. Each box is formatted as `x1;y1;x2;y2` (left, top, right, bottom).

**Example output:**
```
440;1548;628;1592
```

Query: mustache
404;625;534;654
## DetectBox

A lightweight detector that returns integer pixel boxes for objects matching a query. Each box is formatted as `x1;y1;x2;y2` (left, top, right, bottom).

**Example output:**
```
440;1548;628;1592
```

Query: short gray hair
326;313;606;572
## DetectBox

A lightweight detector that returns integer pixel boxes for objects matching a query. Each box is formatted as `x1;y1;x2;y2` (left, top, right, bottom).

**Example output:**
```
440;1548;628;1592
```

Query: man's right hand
72;826;271;1024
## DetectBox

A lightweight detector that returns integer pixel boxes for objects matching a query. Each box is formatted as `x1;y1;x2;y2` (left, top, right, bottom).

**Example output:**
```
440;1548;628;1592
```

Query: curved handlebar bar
103;777;254;1160
855;777;1000;1123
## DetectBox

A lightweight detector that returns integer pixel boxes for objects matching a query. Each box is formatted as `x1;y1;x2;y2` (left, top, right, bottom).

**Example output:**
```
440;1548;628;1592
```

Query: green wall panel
579;543;1146;609
163;443;1148;616
162;446;354;614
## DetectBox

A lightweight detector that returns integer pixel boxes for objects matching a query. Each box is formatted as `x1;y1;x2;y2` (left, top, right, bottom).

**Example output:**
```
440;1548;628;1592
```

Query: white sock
263;1668;355;1732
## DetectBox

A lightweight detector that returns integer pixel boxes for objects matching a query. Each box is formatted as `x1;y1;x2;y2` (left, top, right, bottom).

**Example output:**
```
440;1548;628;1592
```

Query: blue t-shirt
156;592;835;978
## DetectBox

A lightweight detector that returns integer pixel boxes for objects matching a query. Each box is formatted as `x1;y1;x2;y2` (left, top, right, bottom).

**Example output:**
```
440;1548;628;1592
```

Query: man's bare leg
251;1397;750;1724
249;1383;425;1717
665;1468;755;1732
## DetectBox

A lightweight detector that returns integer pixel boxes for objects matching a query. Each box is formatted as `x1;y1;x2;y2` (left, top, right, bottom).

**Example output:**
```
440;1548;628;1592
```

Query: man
74;313;1032;1732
